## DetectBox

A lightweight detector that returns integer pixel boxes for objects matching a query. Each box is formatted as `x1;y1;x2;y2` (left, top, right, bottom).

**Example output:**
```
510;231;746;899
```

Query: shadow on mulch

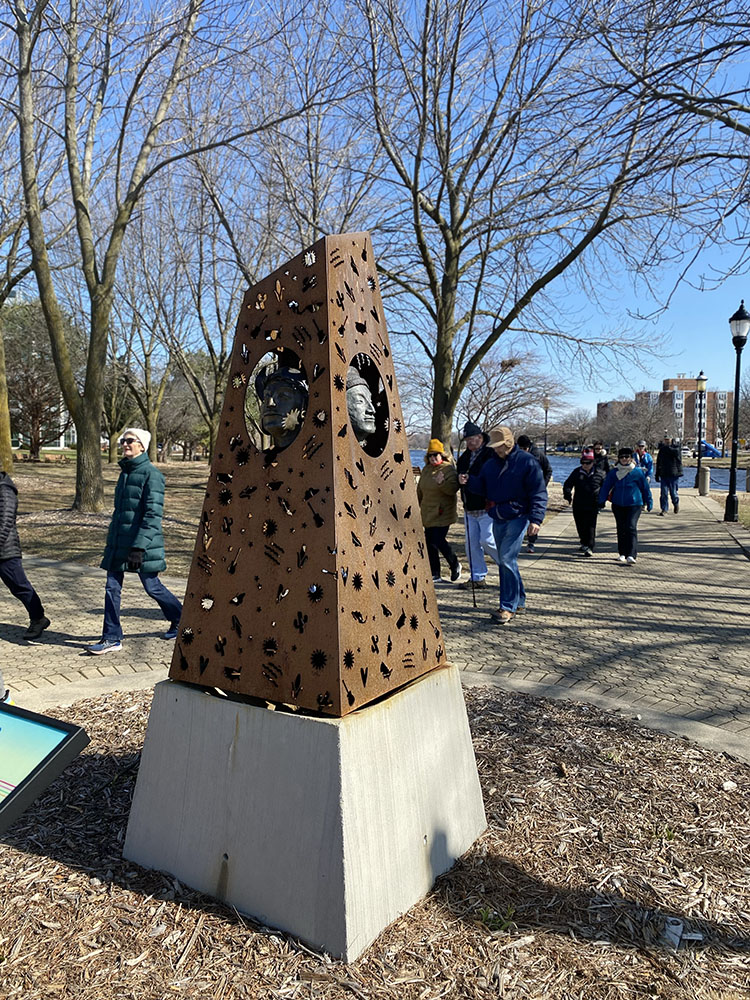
3;741;748;960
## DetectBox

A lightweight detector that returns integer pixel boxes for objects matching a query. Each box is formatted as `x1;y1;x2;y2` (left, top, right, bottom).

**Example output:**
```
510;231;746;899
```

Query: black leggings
612;504;642;559
573;506;598;550
424;526;458;578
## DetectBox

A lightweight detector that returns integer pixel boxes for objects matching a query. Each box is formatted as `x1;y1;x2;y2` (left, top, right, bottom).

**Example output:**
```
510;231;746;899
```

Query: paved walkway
3;490;749;760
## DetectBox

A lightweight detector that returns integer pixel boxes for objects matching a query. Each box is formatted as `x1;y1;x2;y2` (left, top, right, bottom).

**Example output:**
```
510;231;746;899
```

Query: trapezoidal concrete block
124;667;486;961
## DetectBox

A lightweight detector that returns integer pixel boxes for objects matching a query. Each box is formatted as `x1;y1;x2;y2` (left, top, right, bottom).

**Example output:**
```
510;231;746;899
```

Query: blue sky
568;254;750;416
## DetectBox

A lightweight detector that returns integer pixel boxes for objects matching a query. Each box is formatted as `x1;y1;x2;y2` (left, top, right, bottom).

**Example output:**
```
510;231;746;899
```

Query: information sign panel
0;702;89;835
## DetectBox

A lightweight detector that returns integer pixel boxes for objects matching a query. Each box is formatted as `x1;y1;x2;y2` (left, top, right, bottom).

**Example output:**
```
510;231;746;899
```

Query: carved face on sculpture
346;368;377;444
256;366;308;450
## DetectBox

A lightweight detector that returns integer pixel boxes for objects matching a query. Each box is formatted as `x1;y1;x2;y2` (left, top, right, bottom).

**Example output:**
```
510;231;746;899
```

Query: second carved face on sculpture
346;367;377;444
256;366;308;450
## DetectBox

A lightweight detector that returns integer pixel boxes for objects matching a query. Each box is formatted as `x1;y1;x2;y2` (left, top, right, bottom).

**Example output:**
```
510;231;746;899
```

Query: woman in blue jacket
598;447;652;565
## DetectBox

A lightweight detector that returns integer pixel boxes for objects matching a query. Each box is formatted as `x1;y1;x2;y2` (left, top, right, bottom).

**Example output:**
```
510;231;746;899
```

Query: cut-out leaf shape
199;655;209;675
231;592;245;604
381;604;392;617
372;570;379;588
304;487;319;501
380;662;392;679
352;610;367;623
338;424;348;437
291;674;302;699
351;532;362;547
360;666;368;687
396;609;407;629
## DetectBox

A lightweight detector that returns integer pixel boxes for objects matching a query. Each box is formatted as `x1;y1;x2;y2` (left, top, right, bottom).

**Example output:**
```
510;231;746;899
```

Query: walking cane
456;431;478;609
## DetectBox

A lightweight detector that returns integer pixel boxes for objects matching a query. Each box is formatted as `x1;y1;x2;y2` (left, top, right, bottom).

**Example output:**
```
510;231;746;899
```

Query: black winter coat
529;445;552;484
563;466;605;509
456;441;497;512
0;472;22;561
655;444;683;480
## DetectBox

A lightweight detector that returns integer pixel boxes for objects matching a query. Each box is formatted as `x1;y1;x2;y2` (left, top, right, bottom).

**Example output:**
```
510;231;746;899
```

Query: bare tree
556;409;597;451
353;0;745;449
5;0;335;509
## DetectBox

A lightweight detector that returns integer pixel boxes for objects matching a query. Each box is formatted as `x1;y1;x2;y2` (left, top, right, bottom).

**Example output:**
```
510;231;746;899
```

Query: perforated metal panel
168;233;448;716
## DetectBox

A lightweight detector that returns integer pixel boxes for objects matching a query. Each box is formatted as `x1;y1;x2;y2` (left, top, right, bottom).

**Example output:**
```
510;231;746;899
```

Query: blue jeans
103;571;182;641
463;511;499;581
491;516;529;612
659;478;679;512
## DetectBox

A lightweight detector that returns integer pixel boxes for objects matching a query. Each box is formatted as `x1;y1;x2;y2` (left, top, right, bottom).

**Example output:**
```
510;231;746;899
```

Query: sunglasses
121;438;139;446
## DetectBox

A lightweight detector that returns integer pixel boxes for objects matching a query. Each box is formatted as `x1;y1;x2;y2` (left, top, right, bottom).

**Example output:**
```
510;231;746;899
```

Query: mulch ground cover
1;686;748;999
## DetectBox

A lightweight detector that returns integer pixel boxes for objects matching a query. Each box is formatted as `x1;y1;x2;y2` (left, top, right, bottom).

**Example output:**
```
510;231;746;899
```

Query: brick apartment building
597;375;732;449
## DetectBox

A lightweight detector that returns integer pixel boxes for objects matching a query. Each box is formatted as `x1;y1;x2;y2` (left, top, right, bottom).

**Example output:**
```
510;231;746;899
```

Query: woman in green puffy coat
86;429;182;654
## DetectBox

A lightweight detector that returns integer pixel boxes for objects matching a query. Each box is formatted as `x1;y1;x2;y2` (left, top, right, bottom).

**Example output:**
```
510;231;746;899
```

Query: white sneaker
616;555;627;564
626;556;636;565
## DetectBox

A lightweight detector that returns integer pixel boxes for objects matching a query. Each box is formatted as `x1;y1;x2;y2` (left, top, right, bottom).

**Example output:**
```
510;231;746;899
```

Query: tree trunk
0;322;12;473
431;320;456;452
74;397;105;510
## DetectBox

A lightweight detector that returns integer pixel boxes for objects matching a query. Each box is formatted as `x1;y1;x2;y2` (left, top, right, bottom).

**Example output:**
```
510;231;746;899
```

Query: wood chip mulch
1;687;748;999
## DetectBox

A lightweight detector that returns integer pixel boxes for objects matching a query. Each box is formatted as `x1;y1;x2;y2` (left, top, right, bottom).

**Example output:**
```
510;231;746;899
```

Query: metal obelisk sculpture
169;232;446;716
126;234;486;960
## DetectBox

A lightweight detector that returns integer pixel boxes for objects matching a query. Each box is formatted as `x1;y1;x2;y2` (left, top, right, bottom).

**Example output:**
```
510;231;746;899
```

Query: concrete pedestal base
124;666;486;961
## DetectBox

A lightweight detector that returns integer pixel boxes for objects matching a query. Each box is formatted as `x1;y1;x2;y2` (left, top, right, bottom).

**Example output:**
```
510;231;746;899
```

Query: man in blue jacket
459;426;547;626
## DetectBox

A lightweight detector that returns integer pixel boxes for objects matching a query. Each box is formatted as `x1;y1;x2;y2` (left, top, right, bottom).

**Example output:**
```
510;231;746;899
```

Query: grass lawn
12;460;208;577
11;461;572;577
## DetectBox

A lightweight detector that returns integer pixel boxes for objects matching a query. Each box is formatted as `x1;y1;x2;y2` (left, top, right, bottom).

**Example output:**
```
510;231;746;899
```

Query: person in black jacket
655;435;684;514
517;434;552;553
0;469;49;640
563;448;605;555
455;422;498;588
592;441;610;474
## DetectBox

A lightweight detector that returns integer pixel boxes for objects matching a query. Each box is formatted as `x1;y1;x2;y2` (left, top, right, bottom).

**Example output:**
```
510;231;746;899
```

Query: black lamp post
724;301;750;522
694;370;707;489
543;396;550;454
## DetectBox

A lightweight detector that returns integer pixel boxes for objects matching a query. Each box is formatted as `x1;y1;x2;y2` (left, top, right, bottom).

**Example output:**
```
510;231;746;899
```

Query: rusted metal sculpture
169;233;447;716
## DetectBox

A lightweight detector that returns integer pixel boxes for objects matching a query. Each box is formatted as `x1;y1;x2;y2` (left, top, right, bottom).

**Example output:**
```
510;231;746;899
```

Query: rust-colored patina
169;233;447;716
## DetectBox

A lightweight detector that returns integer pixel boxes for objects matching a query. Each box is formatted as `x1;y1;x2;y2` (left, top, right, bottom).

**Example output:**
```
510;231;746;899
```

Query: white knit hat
119;427;152;452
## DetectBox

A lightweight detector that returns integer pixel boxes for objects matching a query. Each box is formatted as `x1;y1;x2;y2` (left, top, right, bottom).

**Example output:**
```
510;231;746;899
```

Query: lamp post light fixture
542;396;550;454
724;301;750;522
694;370;707;489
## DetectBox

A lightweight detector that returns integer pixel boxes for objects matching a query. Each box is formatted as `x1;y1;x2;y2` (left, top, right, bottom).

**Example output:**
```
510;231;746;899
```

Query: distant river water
409;450;737;492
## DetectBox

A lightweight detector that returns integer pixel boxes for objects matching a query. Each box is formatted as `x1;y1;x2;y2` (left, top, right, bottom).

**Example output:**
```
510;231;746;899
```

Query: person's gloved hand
127;548;144;572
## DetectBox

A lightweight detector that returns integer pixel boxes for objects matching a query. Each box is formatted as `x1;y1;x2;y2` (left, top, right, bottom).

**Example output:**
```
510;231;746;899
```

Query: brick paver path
442;494;750;738
2;492;748;752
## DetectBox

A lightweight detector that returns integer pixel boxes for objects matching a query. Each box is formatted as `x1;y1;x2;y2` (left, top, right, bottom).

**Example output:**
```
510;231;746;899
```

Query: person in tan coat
417;438;462;583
